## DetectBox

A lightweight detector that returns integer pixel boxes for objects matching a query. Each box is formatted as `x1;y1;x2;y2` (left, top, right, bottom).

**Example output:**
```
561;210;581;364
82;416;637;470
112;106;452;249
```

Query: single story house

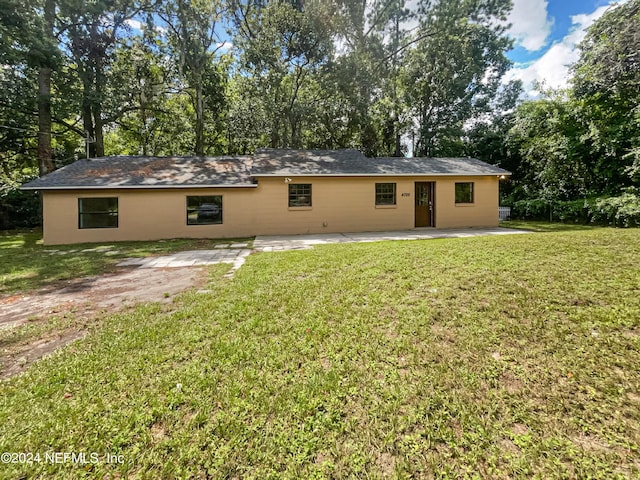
21;149;511;245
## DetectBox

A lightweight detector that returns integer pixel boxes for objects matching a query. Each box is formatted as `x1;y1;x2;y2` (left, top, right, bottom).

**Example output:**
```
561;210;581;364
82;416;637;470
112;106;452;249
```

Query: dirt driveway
0;267;208;379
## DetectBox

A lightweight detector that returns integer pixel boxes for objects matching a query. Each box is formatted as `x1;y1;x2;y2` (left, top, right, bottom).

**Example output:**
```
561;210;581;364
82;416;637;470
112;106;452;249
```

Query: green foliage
406;0;513;156
508;94;593;201
106;33;200;156
570;0;640;191
512;192;640;227
551;199;594;223
158;0;227;155
512;199;554;221
230;0;337;149
572;0;640;99
2;0;519;171
591;192;640;228
0;188;41;230
500;2;640;204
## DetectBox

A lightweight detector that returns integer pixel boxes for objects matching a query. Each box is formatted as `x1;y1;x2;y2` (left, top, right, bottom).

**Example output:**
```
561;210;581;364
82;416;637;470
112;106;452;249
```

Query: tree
464;79;522;200
507;92;593;201
108;29;181;155
158;0;227;156
327;0;412;155
35;0;57;174
405;0;513;156
0;68;39;184
225;76;269;154
571;0;640;192
230;0;335;149
57;0;145;157
0;0;58;175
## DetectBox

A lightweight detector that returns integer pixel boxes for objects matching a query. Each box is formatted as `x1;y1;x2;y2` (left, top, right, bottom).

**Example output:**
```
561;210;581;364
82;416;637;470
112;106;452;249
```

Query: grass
1;229;639;478
0;230;252;294
500;220;601;232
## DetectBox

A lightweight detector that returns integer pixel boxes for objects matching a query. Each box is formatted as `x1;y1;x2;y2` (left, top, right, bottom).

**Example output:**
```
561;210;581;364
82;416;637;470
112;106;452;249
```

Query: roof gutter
250;173;512;177
20;184;259;191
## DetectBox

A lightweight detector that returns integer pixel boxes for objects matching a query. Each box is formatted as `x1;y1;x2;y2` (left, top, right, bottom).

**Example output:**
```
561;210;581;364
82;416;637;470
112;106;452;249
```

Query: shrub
591;193;640;227
512;198;551;220
553;199;594;223
0;187;41;230
512;193;640;227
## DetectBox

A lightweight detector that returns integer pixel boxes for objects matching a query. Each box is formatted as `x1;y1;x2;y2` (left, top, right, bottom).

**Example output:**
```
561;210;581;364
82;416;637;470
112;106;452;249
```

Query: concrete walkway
117;243;252;270
115;228;529;269
253;227;529;251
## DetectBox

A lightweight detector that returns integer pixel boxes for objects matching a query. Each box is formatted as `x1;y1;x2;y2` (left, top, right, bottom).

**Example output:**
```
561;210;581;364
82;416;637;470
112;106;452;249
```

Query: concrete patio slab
115;228;529;273
253;227;529;251
117;249;252;269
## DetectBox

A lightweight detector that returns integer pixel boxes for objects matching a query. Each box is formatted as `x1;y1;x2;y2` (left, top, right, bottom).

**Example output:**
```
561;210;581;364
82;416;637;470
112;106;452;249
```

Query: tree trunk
392;13;402;158
141;105;148;156
83;100;95;158
195;83;204;155
37;0;56;176
394;131;402;157
93;103;104;157
37;66;54;176
270;116;280;148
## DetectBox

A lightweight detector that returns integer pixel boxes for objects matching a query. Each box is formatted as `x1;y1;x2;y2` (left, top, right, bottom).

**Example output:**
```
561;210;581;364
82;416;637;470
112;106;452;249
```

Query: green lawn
500;220;600;232
1;229;639;478
0;230;252;294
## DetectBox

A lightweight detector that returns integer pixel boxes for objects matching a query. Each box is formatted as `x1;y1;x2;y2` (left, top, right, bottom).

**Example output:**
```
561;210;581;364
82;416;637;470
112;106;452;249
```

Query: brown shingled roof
21;156;255;190
21;150;511;190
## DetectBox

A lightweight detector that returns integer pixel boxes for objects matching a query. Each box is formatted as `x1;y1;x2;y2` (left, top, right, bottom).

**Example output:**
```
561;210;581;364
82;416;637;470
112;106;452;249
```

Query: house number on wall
401;193;411;197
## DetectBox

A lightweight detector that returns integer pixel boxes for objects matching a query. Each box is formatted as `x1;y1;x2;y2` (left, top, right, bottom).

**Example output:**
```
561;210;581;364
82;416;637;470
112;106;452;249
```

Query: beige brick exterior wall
41;175;500;244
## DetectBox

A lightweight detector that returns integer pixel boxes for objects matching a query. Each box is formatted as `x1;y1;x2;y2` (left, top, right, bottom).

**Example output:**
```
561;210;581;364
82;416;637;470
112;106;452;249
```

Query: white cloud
124;18;168;34
507;0;553;51
124;19;143;31
505;3;617;96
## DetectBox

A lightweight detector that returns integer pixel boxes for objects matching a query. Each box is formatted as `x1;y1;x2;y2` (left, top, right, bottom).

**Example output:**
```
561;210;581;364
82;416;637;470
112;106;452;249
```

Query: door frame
414;182;435;227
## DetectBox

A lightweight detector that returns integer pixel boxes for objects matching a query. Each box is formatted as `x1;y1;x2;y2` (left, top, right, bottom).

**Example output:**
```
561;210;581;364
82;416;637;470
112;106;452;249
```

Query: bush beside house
510;191;640;227
0;186;41;230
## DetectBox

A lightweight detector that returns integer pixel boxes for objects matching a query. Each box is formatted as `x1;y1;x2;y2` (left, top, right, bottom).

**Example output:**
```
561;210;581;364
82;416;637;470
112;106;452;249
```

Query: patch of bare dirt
150;422;168;443
500;371;524;394
571;433;611;453
511;423;529;436
1;330;87;379
376;452;396;477
499;438;520;454
0;267;208;379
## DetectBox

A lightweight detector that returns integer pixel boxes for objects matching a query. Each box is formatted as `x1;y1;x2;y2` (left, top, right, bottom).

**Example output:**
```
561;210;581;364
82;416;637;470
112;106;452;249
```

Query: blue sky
504;0;626;95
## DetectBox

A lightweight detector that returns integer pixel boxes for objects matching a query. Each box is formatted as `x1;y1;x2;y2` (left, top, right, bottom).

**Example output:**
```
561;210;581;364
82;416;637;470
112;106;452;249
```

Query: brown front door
415;182;435;227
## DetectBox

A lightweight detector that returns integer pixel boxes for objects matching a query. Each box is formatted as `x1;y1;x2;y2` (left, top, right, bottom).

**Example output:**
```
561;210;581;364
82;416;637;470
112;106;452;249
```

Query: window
78;198;118;229
455;182;474;204
289;184;312;207
375;183;396;205
187;196;222;225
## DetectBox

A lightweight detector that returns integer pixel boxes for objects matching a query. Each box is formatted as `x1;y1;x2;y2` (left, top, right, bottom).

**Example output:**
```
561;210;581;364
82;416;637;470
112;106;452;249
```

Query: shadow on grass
0;232;254;294
500;220;604;233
